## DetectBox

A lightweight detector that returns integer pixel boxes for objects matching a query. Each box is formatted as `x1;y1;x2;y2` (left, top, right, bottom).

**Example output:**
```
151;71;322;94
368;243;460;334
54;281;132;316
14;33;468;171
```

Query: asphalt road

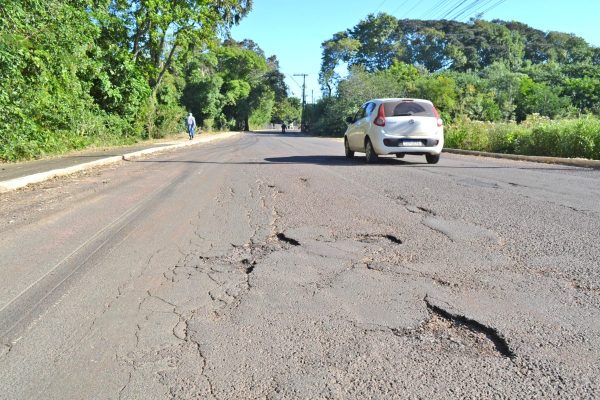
0;141;179;181
0;132;598;399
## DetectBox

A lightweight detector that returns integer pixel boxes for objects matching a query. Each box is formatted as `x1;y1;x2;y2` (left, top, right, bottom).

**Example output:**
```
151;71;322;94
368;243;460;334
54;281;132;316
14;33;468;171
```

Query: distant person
186;113;197;140
281;122;287;133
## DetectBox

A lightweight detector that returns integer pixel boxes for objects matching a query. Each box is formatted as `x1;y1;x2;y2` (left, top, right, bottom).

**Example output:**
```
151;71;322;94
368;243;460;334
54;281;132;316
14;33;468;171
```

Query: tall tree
215;45;269;130
98;0;253;93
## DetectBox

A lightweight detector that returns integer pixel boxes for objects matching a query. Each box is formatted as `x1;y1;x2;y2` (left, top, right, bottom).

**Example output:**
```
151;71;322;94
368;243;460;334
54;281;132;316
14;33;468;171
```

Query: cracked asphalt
0;132;599;399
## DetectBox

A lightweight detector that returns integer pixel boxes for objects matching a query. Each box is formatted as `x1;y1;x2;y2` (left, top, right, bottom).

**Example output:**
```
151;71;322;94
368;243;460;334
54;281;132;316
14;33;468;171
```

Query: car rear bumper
372;135;444;155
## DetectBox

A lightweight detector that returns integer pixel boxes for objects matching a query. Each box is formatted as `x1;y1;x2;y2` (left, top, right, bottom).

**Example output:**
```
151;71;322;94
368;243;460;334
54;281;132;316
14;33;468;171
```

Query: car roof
367;98;433;104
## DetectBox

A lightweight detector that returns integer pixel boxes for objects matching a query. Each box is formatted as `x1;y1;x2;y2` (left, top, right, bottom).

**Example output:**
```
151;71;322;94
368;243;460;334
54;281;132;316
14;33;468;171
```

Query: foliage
0;0;295;161
0;0;113;161
516;77;571;122
319;14;598;81
312;14;599;159
272;97;302;125
445;116;600;160
310;97;356;136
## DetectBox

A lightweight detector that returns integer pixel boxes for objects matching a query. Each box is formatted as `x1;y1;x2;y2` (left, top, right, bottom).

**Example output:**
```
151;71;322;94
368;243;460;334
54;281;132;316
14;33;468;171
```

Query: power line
431;0;466;19
390;0;509;22
284;73;303;93
391;0;414;16
421;0;468;21
440;0;470;19
441;0;508;21
398;1;423;19
460;0;497;20
419;0;454;20
480;0;508;16
451;0;483;20
293;74;308;132
454;0;502;20
375;0;389;12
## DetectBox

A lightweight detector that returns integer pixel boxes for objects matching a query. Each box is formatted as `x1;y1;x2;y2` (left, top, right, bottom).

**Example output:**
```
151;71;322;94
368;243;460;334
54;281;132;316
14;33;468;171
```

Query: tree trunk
152;42;178;95
153;31;167;71
132;7;146;62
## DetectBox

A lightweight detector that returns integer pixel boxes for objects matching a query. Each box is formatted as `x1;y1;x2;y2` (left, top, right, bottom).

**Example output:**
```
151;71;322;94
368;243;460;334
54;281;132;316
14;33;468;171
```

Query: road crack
423;296;515;359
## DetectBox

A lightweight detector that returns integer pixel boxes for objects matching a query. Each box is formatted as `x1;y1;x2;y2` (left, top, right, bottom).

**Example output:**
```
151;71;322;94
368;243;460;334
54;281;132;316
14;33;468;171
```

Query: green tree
272;97;302;125
349;13;405;71
319;32;360;96
99;0;253;92
215;45;270;130
412;75;458;120
564;77;600;114
180;53;223;129
516;77;571;121
406;28;453;71
450;71;501;121
0;0;101;160
545;31;593;64
480;62;525;120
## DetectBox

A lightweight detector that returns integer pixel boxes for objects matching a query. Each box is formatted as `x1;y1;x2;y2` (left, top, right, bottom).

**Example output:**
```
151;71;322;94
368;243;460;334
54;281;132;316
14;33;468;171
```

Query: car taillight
374;104;386;127
433;106;443;127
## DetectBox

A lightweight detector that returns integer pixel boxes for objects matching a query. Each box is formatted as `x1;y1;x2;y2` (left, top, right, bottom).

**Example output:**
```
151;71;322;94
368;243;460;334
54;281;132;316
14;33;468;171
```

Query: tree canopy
320;14;598;89
0;0;299;161
312;14;600;135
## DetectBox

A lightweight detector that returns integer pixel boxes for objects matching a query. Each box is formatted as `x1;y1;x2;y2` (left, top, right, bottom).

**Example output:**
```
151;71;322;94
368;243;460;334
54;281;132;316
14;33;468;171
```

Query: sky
230;0;600;101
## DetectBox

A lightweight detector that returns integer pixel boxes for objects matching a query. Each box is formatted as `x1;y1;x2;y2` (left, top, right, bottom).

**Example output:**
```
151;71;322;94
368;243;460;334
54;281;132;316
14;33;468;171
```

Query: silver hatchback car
344;98;444;164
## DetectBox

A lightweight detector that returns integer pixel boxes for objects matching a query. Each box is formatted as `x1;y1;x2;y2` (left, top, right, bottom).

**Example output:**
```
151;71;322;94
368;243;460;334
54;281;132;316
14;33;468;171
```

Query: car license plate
402;140;423;147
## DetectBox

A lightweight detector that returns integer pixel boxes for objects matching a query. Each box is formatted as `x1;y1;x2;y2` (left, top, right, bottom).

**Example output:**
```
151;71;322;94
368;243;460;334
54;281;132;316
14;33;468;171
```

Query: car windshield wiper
394;112;414;116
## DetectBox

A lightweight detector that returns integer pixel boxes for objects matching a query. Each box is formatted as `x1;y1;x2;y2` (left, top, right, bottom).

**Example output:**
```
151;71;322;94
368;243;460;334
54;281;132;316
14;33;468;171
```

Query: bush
445;115;600;159
310;97;357;136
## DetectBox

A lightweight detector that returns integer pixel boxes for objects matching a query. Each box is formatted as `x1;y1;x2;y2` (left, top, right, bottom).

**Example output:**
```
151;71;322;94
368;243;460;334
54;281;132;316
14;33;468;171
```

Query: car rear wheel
344;138;354;158
426;154;440;164
365;139;378;164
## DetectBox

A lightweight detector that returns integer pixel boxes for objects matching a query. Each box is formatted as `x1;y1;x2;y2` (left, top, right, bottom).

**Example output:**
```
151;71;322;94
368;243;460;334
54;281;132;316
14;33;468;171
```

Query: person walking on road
281;122;287;134
187;113;197;140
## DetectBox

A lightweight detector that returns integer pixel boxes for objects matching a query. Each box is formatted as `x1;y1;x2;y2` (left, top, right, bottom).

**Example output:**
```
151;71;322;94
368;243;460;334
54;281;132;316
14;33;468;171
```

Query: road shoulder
0;132;241;193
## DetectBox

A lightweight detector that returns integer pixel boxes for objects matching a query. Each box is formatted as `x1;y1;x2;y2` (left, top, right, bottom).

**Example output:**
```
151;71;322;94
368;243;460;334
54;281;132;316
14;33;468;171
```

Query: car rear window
383;101;436;117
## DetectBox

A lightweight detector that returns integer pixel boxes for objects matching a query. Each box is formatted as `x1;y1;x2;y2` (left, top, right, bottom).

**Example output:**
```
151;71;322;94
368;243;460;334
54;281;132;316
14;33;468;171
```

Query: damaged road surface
1;133;599;398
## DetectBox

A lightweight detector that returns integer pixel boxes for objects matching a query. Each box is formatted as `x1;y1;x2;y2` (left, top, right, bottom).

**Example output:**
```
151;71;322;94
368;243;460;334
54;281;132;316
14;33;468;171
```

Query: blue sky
230;0;600;101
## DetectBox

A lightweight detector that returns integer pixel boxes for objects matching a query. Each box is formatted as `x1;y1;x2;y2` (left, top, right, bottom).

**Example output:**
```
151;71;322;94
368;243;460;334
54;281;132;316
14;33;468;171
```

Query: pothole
357;234;403;245
276;233;300;246
423;298;515;359
241;258;256;274
417;206;434;214
383;234;403;244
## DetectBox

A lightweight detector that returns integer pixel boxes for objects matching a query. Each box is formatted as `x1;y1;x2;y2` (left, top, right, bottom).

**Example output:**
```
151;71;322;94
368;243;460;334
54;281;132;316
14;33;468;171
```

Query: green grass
445;116;600;160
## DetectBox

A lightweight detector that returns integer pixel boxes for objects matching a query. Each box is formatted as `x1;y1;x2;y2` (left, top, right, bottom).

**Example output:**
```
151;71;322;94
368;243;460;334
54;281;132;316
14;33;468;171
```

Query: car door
348;103;374;151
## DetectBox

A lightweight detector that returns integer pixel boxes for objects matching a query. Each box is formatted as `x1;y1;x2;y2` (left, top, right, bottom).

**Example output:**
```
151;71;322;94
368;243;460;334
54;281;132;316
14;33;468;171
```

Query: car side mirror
346;116;354;124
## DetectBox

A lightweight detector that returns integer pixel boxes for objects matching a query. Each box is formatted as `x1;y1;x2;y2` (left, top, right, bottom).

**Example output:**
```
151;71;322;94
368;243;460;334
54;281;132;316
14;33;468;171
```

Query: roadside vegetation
0;0;301;162
310;14;600;159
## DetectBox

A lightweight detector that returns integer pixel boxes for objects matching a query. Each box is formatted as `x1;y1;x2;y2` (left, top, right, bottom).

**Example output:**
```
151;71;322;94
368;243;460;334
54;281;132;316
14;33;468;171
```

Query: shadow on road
129;155;578;170
264;155;414;166
263;155;581;170
249;130;339;139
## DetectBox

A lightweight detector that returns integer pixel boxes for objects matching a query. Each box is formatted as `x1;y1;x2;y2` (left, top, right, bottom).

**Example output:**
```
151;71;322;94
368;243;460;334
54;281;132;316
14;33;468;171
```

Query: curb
0;132;242;193
443;148;600;169
327;139;599;168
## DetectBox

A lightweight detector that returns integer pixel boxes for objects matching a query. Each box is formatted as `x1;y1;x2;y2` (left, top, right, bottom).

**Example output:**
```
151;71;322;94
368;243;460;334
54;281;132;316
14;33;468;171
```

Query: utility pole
293;73;308;131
